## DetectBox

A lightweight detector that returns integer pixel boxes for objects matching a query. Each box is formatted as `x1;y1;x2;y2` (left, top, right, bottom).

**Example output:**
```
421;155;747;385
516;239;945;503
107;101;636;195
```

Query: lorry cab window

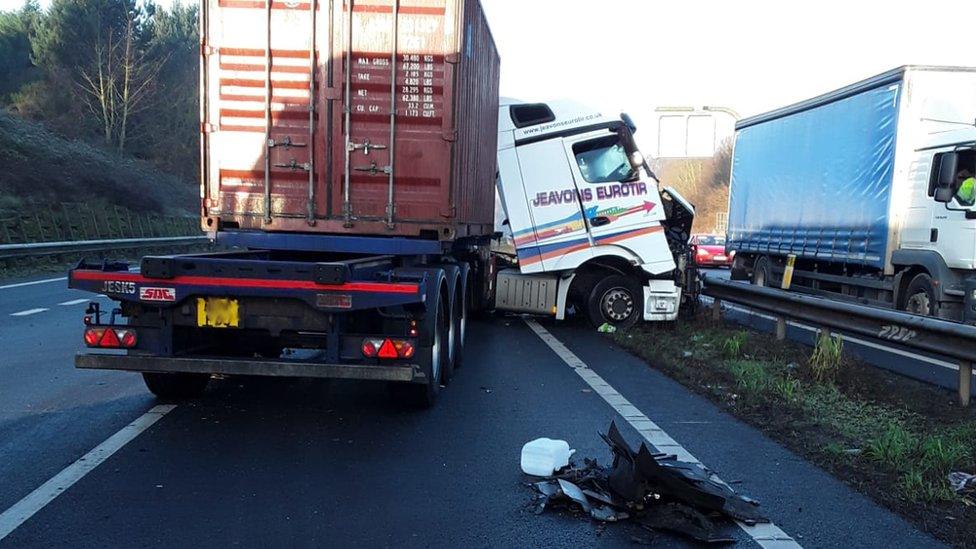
952;149;976;206
572;135;639;184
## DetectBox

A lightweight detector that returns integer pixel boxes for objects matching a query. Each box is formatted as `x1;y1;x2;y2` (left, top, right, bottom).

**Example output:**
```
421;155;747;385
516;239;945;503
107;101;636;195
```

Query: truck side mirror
933;152;959;203
620;113;637;134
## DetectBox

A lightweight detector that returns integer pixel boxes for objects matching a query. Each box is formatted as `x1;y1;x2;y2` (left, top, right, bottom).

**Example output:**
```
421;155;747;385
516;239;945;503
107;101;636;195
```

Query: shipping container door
336;0;455;227
205;0;320;223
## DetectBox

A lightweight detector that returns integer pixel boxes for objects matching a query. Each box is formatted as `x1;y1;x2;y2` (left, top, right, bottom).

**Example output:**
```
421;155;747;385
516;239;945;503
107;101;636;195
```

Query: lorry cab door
929;148;976;269
562;131;668;259
513;138;591;273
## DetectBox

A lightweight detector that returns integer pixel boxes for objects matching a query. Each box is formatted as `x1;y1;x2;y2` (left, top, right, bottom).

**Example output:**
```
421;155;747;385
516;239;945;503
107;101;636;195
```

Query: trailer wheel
751;256;772;287
902;273;939;317
585;275;643;331
392;290;448;408
452;269;471;370
142;372;209;400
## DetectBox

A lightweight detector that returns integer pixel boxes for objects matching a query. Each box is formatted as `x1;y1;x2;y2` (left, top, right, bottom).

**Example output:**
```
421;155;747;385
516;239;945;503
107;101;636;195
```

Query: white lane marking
524;319;800;549
58;299;89;306
0;277;67;291
0;405;176;541
9;308;49;317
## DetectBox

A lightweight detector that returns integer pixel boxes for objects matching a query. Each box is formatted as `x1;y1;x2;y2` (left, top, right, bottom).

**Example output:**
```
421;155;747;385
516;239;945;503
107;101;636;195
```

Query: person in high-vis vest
956;169;976;206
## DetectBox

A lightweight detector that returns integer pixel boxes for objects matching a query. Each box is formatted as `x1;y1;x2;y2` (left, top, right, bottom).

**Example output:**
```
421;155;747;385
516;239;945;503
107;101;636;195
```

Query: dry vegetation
652;140;732;234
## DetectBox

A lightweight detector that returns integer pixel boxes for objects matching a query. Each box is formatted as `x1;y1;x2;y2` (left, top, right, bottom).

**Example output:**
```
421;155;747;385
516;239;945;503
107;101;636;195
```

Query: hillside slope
0;112;197;216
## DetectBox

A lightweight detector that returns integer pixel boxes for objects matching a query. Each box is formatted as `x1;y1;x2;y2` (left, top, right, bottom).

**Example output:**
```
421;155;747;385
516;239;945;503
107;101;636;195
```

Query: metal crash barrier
703;276;975;407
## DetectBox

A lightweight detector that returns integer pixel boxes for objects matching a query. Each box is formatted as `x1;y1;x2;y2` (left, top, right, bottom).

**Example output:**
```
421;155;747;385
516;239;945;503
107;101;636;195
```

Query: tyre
585;274;643;331
901;273;938;316
391;290;448;408
442;278;461;384
452;270;471;371
142;372;210;400
751;256;771;287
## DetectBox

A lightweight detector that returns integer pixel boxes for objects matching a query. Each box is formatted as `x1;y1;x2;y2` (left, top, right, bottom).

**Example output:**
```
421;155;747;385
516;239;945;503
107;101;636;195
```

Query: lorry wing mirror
933;152;959;203
620;113;637;134
935;185;955;203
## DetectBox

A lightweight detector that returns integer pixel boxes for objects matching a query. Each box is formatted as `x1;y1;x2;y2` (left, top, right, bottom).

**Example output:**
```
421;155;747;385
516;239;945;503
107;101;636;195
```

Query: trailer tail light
377;339;398;359
84;327;137;349
362;339;379;357
393;340;415;359
361;338;416;359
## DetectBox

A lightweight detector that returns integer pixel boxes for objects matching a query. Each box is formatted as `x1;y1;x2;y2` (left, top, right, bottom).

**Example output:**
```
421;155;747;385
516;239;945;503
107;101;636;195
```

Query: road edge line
523;319;800;548
0;277;67;291
0;404;177;541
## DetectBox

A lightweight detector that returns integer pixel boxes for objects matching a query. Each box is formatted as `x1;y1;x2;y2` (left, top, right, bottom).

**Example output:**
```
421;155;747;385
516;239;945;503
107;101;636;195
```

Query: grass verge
613;314;976;547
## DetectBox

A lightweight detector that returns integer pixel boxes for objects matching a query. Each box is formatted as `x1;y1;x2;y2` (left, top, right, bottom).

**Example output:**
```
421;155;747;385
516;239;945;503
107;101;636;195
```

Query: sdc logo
139;287;176;302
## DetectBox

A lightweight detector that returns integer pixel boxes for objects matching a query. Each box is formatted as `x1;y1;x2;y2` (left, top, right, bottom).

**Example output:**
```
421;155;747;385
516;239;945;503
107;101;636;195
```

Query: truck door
563;131;666;248
203;0;318;222
514;138;591;273
930;148;976;269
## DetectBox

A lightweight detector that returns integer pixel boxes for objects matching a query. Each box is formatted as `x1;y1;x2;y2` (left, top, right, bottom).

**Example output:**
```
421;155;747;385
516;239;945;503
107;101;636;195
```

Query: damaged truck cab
494;100;695;328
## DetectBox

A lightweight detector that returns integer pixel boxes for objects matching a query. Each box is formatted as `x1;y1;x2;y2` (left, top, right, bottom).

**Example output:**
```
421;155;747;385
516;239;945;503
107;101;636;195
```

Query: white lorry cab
493;99;695;329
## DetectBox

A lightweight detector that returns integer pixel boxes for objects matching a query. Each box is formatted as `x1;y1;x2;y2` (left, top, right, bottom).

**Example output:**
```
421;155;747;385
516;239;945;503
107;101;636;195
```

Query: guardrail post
960;361;972;407
775;317;787;341
711;298;722;322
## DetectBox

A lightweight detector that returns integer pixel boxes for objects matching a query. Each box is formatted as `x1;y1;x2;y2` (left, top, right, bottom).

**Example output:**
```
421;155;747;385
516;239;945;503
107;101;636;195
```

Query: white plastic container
520;438;575;477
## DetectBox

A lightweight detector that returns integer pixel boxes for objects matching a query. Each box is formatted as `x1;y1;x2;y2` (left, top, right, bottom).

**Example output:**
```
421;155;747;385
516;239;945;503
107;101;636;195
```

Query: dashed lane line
58;299;89;306
0;277;67;291
524;318;801;549
9;308;49;317
0;405;177;541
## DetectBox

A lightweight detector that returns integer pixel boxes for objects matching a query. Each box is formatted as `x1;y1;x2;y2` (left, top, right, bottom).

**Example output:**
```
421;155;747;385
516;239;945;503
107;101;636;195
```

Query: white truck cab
493;99;695;328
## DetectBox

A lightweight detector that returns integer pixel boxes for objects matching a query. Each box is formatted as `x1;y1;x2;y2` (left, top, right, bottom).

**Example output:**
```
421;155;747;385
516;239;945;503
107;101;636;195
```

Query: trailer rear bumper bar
76;353;423;382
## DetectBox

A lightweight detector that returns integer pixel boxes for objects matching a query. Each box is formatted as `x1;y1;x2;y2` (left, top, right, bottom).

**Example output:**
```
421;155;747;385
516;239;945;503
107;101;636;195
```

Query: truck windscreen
572;135;640;183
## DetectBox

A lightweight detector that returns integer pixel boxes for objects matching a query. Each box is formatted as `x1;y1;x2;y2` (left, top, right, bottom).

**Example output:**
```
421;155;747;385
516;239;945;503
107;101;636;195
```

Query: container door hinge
268;135;307;148
348;139;387;154
353;161;391;175
442;130;457;142
274;159;311;171
201;123;216;133
201;44;215;56
445;53;460;64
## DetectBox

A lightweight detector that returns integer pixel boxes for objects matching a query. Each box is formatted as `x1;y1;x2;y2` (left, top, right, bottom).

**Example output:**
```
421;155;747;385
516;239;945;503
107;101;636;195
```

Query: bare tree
76;7;165;152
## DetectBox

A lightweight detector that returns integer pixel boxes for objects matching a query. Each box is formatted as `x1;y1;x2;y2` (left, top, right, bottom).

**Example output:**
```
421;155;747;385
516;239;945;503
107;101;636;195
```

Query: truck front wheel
585;275;643;331
902;273;939;317
142;372;209;400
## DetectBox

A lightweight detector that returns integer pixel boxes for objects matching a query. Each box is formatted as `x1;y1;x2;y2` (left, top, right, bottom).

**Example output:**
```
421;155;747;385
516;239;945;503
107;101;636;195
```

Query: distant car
690;234;733;267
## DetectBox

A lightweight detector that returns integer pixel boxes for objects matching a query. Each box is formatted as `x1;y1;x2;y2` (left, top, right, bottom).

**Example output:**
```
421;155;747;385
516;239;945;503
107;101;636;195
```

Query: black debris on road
527;422;766;544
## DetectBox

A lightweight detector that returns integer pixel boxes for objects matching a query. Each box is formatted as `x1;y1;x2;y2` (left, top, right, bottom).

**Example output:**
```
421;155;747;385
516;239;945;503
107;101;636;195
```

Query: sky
4;0;975;153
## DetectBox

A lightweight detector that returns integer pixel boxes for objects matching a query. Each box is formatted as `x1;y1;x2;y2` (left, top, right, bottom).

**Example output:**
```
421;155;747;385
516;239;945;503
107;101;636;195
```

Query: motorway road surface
0;271;946;547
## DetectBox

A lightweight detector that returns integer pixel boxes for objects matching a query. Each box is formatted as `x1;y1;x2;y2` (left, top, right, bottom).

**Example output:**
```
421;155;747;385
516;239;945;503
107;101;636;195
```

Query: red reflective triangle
377;339;398;359
100;328;121;347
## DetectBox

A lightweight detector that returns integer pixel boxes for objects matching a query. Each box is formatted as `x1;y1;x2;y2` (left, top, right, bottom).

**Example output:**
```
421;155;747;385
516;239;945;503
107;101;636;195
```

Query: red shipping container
200;0;499;240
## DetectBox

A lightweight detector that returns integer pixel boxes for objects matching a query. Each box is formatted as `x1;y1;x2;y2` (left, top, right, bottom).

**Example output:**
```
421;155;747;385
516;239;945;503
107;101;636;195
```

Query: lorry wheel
442;283;462;383
751;256;771;287
902;274;939;316
586;275;643;331
392;292;448;408
451;271;471;371
142;372;209;400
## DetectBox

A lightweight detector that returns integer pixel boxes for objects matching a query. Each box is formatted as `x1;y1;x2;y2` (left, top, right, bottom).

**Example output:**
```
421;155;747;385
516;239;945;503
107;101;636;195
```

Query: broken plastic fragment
521;438;575;477
597;323;617;333
557;479;591;512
